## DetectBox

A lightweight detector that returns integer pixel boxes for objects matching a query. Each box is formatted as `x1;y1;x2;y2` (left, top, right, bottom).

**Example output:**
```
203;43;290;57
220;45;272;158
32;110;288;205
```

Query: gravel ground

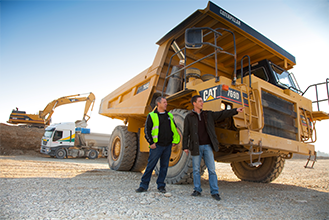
0;154;328;220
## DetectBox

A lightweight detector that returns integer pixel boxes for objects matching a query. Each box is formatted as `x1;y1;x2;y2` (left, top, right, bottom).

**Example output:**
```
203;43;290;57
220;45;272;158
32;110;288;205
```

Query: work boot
135;187;147;193
191;190;201;196
211;193;221;201
158;186;166;193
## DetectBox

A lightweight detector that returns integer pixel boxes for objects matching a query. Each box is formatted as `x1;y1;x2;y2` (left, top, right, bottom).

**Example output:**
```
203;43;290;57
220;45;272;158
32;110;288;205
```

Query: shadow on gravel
77;168;329;196
0;154;108;164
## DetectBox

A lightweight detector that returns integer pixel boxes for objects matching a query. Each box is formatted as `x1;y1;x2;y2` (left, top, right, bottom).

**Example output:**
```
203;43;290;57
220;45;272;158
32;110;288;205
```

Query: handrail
240;55;251;88
161;27;237;96
302;78;329;111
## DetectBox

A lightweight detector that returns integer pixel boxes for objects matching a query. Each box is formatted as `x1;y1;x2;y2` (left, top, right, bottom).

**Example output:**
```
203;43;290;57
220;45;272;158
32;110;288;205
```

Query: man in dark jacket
136;96;180;193
183;95;244;201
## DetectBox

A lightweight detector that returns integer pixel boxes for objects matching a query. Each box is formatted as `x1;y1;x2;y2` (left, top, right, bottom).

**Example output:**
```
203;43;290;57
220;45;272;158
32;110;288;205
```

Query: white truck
40;122;110;159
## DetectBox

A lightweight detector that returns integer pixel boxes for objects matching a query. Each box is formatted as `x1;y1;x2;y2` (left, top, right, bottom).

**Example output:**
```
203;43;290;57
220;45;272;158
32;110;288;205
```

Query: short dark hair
155;96;166;106
191;95;202;105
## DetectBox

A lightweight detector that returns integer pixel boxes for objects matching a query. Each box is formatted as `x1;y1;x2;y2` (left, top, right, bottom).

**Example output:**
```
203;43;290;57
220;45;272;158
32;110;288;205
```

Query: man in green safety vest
136;96;180;193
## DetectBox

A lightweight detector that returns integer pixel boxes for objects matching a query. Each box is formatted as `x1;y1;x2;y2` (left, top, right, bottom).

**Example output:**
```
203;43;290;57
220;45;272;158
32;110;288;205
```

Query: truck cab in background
40;122;109;159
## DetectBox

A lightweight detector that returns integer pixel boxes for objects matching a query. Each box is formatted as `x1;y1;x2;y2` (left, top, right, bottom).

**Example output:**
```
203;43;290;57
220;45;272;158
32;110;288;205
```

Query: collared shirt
192;110;211;145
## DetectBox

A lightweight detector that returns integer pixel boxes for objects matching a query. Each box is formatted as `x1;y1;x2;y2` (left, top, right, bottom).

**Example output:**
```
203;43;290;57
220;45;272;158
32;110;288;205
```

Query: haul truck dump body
99;1;329;183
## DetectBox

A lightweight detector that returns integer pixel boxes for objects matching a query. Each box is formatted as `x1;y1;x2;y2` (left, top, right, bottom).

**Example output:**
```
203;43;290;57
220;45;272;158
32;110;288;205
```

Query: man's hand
184;149;189;155
172;143;177;147
236;107;245;113
150;143;156;149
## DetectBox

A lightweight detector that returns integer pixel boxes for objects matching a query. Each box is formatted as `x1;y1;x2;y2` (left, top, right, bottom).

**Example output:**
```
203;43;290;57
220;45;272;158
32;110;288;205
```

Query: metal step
248;140;263;167
249;161;262;167
304;151;317;169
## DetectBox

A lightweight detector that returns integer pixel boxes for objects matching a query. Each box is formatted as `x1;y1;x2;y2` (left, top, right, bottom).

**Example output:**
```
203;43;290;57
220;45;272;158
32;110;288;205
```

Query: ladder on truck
238;55;264;166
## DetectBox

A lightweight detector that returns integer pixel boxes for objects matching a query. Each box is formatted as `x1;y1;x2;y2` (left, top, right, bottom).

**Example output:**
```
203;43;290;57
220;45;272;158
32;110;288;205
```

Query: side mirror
185;28;203;49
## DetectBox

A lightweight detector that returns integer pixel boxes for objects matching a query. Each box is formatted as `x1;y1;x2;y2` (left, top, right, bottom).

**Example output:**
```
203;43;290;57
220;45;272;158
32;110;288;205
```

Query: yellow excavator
8;92;96;128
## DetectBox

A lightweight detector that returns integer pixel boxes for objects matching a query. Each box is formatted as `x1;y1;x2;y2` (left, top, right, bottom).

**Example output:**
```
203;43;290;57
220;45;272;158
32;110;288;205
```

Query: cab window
271;64;298;92
246;67;268;81
253;68;268;81
53;131;63;141
240;67;268;81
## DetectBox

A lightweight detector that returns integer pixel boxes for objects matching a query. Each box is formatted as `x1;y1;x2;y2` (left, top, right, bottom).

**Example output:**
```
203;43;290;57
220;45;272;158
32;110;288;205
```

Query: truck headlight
221;102;232;110
220;103;226;110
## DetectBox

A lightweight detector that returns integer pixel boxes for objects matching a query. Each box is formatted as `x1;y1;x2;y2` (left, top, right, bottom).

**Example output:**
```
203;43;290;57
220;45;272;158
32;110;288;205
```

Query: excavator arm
39;92;96;124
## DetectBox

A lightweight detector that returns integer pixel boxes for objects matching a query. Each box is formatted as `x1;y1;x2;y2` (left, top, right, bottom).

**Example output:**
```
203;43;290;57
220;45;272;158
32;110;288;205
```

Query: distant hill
292;151;329;159
317;151;329;158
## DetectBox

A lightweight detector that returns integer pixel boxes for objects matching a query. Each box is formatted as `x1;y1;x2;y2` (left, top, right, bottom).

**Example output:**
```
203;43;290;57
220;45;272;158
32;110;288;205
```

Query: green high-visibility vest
149;111;180;144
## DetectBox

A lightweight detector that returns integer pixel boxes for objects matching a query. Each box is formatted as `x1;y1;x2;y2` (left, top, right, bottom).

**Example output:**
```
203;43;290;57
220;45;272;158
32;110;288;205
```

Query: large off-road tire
130;131;149;172
231;156;285;183
155;109;206;184
55;148;66;159
108;126;137;171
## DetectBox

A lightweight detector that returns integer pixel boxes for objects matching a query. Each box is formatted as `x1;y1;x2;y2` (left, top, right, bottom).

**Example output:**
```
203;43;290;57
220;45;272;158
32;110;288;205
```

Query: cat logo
201;87;218;102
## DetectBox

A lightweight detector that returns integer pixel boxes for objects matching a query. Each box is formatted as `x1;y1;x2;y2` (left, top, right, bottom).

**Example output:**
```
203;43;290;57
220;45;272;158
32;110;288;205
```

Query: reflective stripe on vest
149;112;180;144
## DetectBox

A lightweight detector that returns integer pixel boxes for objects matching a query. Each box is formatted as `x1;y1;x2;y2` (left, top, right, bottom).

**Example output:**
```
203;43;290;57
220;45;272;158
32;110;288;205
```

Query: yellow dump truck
99;2;329;183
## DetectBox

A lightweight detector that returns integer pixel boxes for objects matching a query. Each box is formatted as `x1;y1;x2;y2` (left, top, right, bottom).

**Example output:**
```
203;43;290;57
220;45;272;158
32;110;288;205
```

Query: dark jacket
183;108;238;156
144;108;174;146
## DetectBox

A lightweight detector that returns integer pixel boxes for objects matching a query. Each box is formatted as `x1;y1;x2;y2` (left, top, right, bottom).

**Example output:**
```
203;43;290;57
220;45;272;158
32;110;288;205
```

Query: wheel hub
169;130;183;167
57;150;64;157
112;136;121;161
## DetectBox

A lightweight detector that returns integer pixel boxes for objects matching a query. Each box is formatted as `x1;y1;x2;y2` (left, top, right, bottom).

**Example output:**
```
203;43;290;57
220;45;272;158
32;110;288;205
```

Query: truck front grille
261;90;297;140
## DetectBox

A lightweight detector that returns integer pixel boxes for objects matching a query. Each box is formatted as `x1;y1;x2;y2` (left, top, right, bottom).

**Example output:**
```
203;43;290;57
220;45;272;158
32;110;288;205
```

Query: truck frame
99;1;329;183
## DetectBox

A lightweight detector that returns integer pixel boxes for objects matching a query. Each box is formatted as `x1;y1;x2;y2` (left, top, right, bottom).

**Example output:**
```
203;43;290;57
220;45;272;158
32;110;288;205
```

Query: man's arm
172;118;179;146
212;107;244;121
144;114;154;146
182;115;190;151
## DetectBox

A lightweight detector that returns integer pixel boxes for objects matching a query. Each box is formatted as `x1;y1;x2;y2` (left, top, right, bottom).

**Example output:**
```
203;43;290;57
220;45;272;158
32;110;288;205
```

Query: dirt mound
0;123;44;155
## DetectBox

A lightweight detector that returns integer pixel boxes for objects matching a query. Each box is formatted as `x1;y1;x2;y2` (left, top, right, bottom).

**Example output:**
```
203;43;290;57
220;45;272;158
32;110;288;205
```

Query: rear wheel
231;156;285;183
155;109;206;184
108;126;137;171
55;148;66;159
87;149;98;159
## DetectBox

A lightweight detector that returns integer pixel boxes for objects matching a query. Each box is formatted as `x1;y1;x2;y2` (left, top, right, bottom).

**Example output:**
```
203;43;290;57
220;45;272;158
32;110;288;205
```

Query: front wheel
231;156;285;183
108;126;137;171
55;148;66;159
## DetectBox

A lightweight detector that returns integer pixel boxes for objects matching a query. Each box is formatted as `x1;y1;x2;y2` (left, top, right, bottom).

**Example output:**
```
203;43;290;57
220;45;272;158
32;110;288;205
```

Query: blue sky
1;0;328;153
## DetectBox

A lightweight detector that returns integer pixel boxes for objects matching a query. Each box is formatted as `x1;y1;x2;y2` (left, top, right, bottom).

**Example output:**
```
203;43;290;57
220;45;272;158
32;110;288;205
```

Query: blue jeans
192;144;219;195
139;144;172;190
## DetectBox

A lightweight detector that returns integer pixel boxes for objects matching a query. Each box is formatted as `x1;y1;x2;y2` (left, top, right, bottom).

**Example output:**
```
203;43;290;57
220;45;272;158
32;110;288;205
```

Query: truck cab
40;122;76;158
239;59;299;93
